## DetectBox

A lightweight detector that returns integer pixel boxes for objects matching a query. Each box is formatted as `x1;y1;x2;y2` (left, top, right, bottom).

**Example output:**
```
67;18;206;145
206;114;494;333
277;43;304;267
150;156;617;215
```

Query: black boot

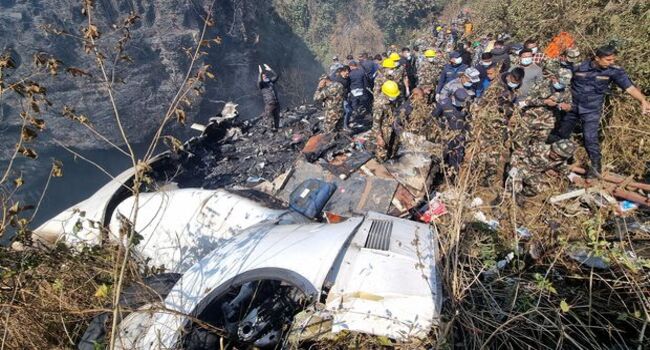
586;161;602;179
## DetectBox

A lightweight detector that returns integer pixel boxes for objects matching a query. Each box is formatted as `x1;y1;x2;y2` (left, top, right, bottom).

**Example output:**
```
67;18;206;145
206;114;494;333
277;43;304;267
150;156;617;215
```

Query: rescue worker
313;74;345;133
372;80;401;162
556;45;650;178
373;58;398;104
348;60;370;119
511;61;573;168
416;49;442;99
389;52;408;96
516;139;577;197
400;47;418;93
257;64;280;131
435;51;469;99
468;67;524;198
438;67;481;101
433;88;471;175
330;66;352;129
514;48;543;99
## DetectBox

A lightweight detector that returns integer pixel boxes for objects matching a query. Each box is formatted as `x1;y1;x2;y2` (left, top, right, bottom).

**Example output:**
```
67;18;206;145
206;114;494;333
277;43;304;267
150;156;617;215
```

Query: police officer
435;51;469;100
556;45;650;178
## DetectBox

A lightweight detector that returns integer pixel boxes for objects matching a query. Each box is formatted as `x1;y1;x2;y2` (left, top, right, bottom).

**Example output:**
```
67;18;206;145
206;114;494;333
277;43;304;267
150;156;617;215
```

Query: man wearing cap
433;88;471;174
438;67;481;101
313;74;345;133
556;45;650;178
435;51;469;99
515;140;577;197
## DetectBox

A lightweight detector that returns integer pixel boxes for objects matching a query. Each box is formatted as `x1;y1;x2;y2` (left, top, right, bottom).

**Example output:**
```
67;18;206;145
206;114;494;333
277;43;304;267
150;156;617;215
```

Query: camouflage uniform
515;141;574;196
371;92;398;162
468;80;516;191
313;80;345;133
510;62;573;168
416;59;442;92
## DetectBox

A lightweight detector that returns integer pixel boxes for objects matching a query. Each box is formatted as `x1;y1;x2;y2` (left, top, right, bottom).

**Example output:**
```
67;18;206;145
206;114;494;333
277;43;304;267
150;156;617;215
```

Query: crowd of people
261;13;650;203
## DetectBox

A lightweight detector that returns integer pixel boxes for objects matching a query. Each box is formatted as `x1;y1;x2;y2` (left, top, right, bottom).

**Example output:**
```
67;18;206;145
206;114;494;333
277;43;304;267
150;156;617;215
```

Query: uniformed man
438;67;481;101
511;61;573;167
257;64;281;131
313;75;345;133
434;88;471;175
416;49;443;99
372;58;398;109
516;139;577;197
468;67;524;198
556;45;650;178
435;51;469;99
371;80;401;162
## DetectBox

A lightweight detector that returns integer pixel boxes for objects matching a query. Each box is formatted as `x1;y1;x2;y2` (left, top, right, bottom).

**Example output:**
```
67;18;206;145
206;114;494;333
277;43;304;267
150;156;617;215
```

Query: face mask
507;81;520;89
463;81;473;88
427;58;435;63
553;82;565;90
406;53;412;59
520;57;533;66
452;57;462;65
481;61;492;66
531;47;538;54
387;69;395;76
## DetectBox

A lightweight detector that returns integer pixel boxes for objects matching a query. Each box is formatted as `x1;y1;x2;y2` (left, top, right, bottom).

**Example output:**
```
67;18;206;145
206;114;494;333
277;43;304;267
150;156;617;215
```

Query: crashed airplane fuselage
32;103;442;347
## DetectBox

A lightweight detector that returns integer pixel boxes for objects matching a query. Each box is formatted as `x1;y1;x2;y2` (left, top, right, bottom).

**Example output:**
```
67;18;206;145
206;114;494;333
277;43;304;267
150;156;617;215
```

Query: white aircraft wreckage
32;102;443;348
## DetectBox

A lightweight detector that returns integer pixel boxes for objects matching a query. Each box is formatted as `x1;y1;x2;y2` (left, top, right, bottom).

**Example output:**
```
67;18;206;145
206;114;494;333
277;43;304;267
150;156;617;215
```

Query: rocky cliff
0;0;323;156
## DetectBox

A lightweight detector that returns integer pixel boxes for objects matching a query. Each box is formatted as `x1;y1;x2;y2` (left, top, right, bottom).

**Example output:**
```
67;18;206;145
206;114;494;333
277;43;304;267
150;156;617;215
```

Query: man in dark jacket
490;40;510;73
258;64;280;131
348;61;370;118
435;51;468;99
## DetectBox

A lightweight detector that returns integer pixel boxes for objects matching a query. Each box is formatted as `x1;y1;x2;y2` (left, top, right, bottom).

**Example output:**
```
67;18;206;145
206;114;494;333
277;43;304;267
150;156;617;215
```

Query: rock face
0;0;322;155
0;0;324;227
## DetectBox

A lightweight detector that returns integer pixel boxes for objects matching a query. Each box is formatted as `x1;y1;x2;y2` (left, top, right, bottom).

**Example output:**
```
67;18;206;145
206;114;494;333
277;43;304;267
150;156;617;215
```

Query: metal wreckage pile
150;102;440;220
153;99;650;261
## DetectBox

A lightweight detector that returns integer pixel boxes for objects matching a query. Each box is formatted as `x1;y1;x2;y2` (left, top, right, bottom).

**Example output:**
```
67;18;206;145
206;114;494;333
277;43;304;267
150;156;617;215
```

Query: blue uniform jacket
571;60;633;114
436;63;469;94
